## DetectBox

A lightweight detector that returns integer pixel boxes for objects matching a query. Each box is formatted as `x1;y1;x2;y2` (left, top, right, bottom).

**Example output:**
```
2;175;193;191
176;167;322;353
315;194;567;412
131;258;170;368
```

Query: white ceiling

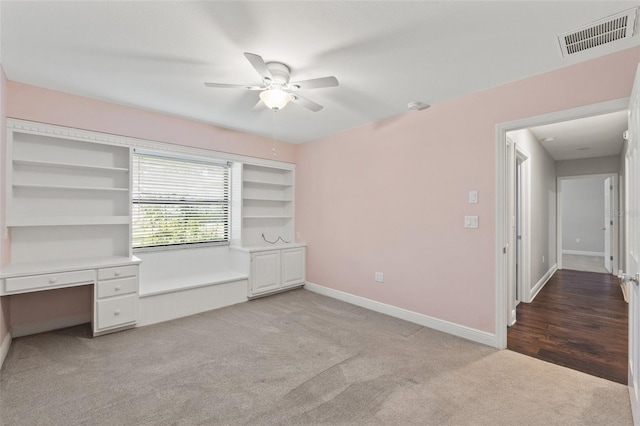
1;1;639;144
531;111;628;161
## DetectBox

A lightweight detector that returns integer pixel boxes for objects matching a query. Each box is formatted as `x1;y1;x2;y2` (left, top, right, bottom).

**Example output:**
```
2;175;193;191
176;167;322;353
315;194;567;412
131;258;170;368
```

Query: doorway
498;102;629;383
495;98;630;349
557;174;618;275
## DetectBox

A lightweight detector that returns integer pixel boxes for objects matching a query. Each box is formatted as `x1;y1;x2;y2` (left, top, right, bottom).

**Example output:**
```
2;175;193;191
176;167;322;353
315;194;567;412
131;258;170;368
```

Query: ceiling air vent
558;8;637;57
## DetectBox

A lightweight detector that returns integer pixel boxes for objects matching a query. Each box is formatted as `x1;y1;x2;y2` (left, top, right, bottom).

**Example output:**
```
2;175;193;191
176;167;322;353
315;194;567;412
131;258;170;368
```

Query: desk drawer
98;265;137;281
96;294;137;330
97;276;137;299
5;270;95;293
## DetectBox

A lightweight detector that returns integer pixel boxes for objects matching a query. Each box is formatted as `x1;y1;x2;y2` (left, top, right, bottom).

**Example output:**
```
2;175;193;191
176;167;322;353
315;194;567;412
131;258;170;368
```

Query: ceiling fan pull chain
272;111;277;157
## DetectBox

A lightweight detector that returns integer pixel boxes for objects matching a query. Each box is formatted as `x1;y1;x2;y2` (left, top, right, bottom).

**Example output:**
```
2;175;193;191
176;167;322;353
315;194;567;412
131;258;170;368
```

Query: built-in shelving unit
238;163;295;247
230;162;305;298
6;125;132;264
2;121;140;337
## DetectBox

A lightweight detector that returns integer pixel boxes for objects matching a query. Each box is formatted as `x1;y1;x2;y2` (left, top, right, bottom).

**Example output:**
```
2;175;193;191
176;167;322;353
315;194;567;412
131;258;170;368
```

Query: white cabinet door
250;250;281;295
281;247;306;288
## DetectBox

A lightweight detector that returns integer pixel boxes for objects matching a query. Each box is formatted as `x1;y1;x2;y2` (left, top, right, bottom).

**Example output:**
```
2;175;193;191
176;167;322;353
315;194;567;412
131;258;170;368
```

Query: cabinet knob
49;278;57;284
114;285;121;291
114;309;121;316
114;271;121;277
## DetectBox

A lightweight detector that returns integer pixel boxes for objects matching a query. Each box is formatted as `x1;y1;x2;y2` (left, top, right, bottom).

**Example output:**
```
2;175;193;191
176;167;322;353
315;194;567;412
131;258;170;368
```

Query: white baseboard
0;331;11;370
529;263;558;302
304;282;497;347
12;312;91;338
562;250;605;257
621;282;630;303
629;380;639;426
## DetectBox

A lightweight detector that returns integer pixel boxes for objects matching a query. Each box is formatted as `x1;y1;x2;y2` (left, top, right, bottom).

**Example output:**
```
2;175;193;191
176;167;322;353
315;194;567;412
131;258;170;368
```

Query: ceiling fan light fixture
204;53;337;112
260;88;293;110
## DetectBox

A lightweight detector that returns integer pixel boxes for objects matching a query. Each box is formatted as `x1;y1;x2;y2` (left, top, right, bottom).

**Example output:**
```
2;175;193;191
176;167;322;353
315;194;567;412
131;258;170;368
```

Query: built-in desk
0;256;141;336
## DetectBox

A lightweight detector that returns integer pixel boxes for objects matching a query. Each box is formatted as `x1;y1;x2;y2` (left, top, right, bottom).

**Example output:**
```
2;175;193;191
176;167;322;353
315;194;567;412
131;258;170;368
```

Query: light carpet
563;254;608;274
0;289;631;425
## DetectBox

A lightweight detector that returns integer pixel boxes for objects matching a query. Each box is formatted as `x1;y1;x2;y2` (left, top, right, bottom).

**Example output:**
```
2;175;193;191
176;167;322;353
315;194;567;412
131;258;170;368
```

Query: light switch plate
469;191;478;204
464;216;479;228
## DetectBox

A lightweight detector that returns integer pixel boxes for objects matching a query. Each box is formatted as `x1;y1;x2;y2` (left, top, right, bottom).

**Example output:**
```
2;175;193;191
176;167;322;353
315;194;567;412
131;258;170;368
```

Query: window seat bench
136;247;249;326
139;270;248;298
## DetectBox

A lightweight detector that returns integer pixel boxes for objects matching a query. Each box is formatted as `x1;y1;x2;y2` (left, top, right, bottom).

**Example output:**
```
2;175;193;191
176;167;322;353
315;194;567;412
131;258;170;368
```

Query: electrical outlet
375;272;384;283
576;238;581;243
542;256;545;264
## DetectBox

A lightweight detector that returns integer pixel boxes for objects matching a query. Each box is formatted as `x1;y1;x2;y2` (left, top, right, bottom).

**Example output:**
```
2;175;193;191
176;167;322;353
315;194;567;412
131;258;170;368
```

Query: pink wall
4;80;298;331
9;287;92;327
296;46;640;334
0;65;10;344
7;82;296;164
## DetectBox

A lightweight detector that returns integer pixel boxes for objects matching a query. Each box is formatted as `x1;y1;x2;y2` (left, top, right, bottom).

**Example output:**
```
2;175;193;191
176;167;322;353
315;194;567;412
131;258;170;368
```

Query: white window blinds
132;152;230;249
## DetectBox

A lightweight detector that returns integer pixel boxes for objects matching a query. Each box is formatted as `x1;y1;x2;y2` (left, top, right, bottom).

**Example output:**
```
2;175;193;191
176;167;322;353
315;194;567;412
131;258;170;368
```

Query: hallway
507;269;628;384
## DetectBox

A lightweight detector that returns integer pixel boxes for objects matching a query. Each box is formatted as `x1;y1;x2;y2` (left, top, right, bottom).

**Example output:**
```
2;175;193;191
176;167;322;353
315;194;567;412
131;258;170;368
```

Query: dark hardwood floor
507;268;628;384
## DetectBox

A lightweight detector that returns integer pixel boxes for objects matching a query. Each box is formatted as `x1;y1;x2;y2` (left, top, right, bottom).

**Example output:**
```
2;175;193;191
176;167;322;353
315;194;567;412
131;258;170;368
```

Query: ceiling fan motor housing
265;62;291;87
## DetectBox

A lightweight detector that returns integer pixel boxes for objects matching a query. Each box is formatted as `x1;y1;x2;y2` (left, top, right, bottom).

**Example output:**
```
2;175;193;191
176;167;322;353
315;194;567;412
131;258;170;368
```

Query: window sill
133;241;230;253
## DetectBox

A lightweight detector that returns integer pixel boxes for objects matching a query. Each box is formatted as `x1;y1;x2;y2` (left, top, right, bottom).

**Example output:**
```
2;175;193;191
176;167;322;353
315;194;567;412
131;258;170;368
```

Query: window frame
131;150;231;252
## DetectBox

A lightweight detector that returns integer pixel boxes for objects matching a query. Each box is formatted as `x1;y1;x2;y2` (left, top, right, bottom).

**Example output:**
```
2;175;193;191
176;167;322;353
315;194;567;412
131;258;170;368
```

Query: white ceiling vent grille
558;8;637;57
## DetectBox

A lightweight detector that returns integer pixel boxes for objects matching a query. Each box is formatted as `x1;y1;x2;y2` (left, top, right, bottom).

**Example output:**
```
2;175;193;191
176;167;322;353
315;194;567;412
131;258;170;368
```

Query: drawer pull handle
114;271;121;277
49;278;57;284
114;309;121;316
115;285;121;291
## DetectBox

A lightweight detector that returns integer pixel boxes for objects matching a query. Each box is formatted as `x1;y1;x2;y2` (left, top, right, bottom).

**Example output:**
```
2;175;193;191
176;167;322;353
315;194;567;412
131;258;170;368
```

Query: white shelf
13;183;129;192
243;179;292;188
7;216;130;227
232;243;306;253
243;216;293;219
243;197;293;202
13;159;129;173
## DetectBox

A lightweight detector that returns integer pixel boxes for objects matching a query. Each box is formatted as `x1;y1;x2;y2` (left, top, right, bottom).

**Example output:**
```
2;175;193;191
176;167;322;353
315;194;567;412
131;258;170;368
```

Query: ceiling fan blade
204;82;263;90
288;76;339;90
252;98;265;111
291;94;323;112
244;52;273;82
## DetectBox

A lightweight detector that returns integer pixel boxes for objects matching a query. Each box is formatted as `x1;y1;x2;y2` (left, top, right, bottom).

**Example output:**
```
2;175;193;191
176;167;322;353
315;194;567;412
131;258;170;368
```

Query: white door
626;63;640;424
605;177;612;273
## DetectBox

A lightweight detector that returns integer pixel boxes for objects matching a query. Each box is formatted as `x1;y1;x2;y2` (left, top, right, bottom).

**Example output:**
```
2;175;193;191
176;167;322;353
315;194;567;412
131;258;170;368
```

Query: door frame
556;173;619;274
506;142;531;326
495;97;629;349
515;146;531;305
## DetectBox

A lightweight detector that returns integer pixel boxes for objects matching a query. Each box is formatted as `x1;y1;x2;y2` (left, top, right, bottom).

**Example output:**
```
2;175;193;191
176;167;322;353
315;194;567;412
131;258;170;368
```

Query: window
132;152;230;249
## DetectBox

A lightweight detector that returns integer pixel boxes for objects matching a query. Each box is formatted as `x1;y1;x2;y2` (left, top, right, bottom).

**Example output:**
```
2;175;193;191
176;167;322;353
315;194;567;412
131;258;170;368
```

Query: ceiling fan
204;52;338;112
